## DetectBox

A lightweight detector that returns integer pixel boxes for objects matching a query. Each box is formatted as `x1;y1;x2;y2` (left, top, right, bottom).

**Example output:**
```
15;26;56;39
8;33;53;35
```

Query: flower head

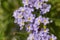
17;19;25;27
25;24;33;32
50;34;57;40
22;0;29;6
22;0;36;7
42;17;49;25
33;24;39;33
34;16;43;25
24;14;35;22
27;33;34;40
13;10;23;19
40;3;51;14
27;28;57;40
34;0;43;9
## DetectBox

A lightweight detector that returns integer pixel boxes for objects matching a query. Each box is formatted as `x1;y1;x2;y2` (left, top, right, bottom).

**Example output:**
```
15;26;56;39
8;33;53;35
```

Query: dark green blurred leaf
55;19;60;27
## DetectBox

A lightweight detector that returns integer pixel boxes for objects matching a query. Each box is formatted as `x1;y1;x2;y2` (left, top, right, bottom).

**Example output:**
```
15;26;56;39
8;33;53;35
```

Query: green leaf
55;19;60;27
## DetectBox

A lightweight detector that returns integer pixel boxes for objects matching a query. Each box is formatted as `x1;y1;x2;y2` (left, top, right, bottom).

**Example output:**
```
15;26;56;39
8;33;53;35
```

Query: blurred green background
0;0;60;40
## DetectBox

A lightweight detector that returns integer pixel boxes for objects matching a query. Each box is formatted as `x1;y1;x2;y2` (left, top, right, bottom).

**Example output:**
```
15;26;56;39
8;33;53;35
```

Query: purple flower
50;34;57;40
42;17;49;25
15;19;25;30
25;24;33;32
13;10;23;19
17;19;25;27
22;0;34;7
34;33;40;40
27;28;57;40
24;14;35;22
22;0;29;6
13;6;34;25
33;24;39;33
34;16;43;25
28;0;37;7
27;33;34;40
19;7;34;14
41;35;50;40
22;0;37;7
38;28;49;37
13;7;33;19
34;0;43;9
40;3;51;14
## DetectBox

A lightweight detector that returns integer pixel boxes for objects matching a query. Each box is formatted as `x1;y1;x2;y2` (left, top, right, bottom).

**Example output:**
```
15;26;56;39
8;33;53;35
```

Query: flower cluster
22;0;51;14
13;7;34;30
13;0;57;40
27;28;57;40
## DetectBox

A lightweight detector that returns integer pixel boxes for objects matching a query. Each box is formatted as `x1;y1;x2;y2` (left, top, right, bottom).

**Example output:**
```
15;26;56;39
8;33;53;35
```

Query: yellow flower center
44;20;46;22
28;26;30;29
28;17;31;20
43;26;46;32
50;38;53;40
38;20;40;23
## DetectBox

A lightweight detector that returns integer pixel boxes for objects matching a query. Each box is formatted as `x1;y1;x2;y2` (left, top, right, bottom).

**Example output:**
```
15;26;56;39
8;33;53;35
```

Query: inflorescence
13;0;57;40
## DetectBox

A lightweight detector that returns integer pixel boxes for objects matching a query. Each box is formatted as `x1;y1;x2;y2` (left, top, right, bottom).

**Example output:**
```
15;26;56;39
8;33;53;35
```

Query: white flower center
21;21;24;25
26;0;28;4
18;14;23;18
21;9;25;12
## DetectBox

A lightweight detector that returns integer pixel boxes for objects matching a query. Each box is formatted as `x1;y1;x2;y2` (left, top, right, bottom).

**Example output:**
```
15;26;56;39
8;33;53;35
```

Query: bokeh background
0;0;60;40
